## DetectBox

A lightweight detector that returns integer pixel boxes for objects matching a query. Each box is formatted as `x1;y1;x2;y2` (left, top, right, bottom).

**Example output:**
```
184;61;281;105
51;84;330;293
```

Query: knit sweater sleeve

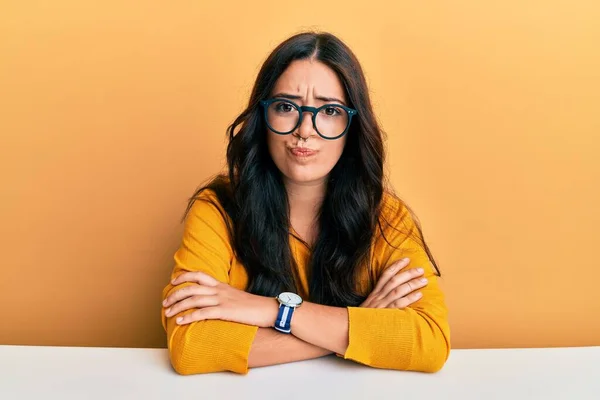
161;191;258;375
343;198;451;372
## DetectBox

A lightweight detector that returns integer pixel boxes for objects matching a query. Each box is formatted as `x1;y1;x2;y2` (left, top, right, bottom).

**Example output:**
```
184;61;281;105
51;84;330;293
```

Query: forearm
290;302;349;355
248;327;333;368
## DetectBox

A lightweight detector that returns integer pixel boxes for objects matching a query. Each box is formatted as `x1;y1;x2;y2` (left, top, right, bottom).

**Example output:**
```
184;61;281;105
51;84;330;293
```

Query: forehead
272;59;346;100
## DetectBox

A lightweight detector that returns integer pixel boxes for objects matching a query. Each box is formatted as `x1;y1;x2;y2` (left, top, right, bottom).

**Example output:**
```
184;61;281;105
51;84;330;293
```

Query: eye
274;101;295;113
322;106;342;116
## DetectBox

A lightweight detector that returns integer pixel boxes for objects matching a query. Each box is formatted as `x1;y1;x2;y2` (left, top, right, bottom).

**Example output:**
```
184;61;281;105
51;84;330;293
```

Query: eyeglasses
260;98;357;140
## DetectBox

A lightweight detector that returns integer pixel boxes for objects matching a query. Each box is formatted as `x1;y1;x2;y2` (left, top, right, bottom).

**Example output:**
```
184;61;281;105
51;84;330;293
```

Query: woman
161;31;450;375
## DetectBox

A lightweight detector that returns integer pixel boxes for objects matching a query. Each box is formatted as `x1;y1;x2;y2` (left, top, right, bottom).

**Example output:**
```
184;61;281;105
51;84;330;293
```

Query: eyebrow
272;92;347;106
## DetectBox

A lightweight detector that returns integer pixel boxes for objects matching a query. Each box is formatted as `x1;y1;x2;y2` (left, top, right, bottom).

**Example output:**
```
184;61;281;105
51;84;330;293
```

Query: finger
388;291;423;309
171;271;219;287
176;307;221;325
377;276;428;308
163;285;217;307
362;258;412;308
165;295;219;317
360;296;372;308
377;267;424;301
371;258;411;294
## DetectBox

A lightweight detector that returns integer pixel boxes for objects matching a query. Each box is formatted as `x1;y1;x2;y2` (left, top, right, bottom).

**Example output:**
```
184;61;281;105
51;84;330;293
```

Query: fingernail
420;278;428;283
162;299;167;306
165;308;171;316
176;317;183;324
416;292;423;298
417;268;424;273
171;278;176;284
402;258;410;264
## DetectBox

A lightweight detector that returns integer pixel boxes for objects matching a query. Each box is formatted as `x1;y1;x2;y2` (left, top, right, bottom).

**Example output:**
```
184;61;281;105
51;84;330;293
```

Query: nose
295;110;316;141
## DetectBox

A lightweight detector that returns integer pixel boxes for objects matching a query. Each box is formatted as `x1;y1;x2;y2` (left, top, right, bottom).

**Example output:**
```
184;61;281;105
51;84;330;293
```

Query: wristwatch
274;292;303;334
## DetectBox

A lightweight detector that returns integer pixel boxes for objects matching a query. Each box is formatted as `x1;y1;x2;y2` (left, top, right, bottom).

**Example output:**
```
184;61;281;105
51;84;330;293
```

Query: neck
285;178;326;213
284;178;327;242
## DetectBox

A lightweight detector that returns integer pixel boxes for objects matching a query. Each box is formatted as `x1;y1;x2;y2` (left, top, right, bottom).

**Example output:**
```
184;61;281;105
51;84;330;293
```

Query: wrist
259;295;280;328
274;292;303;334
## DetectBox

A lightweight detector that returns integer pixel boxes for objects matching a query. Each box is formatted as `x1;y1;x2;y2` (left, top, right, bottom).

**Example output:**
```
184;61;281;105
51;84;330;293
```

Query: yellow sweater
161;189;450;374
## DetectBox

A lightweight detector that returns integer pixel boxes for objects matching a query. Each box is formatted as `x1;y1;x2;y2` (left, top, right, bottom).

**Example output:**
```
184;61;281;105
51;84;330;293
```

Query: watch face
278;292;303;307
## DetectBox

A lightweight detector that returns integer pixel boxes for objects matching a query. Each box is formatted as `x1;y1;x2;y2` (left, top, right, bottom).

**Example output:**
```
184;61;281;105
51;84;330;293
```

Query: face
266;59;348;186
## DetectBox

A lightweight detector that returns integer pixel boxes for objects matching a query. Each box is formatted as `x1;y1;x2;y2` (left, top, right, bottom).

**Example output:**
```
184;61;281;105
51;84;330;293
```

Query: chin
282;169;325;184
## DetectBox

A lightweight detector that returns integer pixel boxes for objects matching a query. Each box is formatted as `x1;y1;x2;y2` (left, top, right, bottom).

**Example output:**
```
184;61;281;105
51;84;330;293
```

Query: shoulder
192;187;222;208
379;191;413;228
368;191;437;277
185;178;234;233
188;189;224;217
376;191;422;247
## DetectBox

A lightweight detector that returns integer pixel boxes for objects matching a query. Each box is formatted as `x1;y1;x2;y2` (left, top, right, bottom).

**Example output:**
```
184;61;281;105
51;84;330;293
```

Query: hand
162;271;279;327
361;258;428;308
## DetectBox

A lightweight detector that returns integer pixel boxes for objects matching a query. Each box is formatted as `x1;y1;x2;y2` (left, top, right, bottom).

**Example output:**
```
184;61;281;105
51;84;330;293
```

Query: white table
1;345;599;399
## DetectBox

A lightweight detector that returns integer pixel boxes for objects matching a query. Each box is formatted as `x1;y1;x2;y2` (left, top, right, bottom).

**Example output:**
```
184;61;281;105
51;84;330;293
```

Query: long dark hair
185;31;439;307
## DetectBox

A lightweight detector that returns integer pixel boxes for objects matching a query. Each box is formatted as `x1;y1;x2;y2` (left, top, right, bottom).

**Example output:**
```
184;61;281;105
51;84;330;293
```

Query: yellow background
1;1;599;349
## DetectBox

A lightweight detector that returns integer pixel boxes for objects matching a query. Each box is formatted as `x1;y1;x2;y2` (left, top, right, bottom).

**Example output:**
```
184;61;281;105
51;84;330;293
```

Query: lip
289;147;318;157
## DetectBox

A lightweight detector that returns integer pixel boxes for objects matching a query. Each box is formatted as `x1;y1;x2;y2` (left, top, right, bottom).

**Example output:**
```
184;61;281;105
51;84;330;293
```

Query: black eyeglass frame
259;98;358;140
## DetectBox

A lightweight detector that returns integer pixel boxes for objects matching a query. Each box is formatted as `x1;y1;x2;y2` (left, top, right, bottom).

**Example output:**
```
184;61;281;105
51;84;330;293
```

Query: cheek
324;138;346;165
267;131;286;159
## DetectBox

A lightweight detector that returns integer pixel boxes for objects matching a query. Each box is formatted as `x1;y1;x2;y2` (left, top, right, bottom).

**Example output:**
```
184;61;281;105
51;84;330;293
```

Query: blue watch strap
274;304;295;334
